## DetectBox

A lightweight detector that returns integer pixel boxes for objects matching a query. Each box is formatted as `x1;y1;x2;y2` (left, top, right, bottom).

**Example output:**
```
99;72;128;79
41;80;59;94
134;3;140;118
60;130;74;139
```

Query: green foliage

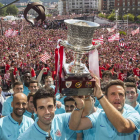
46;14;52;17
137;15;140;20
98;13;106;18
0;3;7;16
123;13;135;21
6;4;18;16
119;31;127;35
107;13;115;21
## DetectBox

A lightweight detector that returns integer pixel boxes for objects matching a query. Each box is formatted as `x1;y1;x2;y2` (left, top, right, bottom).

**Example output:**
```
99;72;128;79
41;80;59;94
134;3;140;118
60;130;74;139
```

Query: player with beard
69;75;140;140
64;97;76;113
0;93;34;140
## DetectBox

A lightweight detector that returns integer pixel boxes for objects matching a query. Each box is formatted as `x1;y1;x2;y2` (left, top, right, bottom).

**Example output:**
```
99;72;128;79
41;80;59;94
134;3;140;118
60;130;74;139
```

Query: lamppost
0;0;19;35
127;15;129;35
115;9;119;29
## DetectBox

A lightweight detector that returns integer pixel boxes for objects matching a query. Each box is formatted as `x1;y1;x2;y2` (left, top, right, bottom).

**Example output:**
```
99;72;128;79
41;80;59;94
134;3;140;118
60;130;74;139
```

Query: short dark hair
27;92;35;102
33;87;56;110
64;97;75;105
105;80;125;96
125;82;137;93
125;77;136;84
102;70;113;79
29;80;39;87
13;81;23;88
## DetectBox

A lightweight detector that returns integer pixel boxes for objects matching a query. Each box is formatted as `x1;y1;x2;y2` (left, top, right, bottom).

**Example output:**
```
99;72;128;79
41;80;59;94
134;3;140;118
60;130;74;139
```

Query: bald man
0;93;34;140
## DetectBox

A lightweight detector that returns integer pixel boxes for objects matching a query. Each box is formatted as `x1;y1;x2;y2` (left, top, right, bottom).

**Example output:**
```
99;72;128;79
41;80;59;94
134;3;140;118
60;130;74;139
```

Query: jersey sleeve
87;109;100;128
2;101;11;116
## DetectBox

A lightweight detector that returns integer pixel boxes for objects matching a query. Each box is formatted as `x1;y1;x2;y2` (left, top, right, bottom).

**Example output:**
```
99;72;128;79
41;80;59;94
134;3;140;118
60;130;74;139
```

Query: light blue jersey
94;97;99;107
56;92;66;105
51;113;82;140
24;110;38;120
137;89;140;103
55;103;65;115
83;109;101;140
88;107;140;140
0;114;34;140
17;118;51;140
2;96;13;116
23;84;30;96
135;103;140;114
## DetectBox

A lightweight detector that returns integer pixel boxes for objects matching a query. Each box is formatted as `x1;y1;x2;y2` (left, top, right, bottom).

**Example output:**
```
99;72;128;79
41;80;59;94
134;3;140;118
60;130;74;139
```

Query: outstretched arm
91;72;137;133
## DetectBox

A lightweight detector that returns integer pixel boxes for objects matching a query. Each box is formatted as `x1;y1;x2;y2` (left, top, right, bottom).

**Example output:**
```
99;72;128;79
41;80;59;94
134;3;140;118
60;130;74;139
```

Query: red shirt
13;67;17;75
99;66;106;78
133;68;140;76
118;73;124;81
5;64;10;71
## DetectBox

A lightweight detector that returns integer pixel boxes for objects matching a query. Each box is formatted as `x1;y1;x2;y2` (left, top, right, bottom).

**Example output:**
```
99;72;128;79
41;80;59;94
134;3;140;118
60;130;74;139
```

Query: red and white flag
4;29;13;37
92;35;104;45
11;30;18;37
107;25;117;33
40;52;50;63
132;55;136;61
108;33;119;42
131;27;139;36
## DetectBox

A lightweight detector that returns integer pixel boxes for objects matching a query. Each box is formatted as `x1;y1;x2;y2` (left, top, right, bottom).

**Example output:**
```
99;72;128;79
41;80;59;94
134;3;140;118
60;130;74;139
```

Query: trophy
57;19;100;96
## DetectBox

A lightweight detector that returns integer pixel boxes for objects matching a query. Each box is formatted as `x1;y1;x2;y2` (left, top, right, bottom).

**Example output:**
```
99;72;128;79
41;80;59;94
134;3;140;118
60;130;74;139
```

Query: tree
123;13;135;21
6;4;18;16
0;3;7;16
98;13;106;18
137;15;140;21
107;12;115;21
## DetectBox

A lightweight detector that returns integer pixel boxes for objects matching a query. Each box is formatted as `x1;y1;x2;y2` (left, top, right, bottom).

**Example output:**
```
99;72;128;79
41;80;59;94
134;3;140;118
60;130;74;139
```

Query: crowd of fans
0;13;139;140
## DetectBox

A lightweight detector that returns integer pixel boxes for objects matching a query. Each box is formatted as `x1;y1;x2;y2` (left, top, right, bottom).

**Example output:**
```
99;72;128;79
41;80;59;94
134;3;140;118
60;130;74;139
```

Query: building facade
58;0;98;15
115;0;140;15
98;0;115;13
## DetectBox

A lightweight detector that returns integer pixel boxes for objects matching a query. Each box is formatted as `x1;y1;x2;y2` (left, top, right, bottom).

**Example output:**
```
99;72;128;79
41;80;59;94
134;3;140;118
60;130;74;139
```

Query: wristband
97;94;104;100
74;106;84;111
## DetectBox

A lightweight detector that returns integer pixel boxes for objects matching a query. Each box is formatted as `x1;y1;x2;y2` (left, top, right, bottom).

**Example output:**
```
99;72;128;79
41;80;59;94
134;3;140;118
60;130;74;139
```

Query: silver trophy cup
60;19;100;96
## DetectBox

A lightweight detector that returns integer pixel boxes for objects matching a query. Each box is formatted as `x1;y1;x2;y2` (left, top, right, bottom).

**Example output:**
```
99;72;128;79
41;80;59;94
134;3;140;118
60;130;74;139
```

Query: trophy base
60;68;95;96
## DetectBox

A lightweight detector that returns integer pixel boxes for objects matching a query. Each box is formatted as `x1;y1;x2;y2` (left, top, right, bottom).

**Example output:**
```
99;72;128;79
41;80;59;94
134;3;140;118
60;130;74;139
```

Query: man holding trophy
56;19;140;140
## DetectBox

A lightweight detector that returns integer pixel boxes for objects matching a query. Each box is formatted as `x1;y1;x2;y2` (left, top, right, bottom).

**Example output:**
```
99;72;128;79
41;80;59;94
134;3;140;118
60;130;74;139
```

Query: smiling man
18;87;56;140
2;82;23;116
0;93;34;140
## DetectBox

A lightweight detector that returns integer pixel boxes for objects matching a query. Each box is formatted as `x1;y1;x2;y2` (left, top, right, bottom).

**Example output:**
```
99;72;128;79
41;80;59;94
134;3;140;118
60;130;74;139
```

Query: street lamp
127;15;129;35
0;0;19;35
115;9;119;29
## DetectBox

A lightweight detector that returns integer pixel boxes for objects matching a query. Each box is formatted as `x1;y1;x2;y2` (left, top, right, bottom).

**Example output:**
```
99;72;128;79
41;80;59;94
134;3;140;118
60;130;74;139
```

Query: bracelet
74;106;84;111
97;94;105;100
